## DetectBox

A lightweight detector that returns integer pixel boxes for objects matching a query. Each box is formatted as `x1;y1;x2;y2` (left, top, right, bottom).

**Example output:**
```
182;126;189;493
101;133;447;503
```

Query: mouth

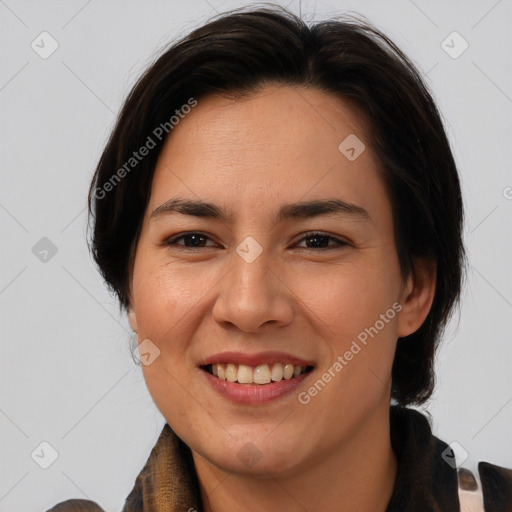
199;351;316;403
202;363;314;385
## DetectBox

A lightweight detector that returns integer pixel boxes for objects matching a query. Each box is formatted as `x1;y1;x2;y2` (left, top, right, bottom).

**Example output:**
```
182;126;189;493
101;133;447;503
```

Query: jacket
47;405;512;511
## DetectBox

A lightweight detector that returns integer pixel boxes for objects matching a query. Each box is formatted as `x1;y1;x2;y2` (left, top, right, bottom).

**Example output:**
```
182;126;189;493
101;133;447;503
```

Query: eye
294;232;349;249
164;231;350;250
165;232;218;249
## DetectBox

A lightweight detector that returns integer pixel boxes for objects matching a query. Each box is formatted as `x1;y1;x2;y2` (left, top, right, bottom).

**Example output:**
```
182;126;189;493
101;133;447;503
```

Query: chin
197;428;309;477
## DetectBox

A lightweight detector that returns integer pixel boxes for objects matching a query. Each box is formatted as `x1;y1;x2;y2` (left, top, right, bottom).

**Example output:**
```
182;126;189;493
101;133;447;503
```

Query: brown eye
295;232;349;249
166;232;217;248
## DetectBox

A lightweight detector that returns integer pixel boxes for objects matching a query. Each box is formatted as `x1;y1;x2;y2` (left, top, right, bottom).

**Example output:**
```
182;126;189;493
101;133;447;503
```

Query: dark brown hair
46;499;105;511
87;4;466;406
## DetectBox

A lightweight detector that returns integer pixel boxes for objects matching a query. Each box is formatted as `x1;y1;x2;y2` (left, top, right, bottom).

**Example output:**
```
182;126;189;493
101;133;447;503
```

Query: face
128;84;424;477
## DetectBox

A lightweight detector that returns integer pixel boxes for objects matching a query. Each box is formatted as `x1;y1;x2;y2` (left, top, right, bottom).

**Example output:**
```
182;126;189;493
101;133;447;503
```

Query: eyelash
164;231;350;250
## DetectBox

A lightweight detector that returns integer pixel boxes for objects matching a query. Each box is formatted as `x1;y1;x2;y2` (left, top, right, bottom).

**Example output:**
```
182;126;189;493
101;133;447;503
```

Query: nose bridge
233;241;270;292
230;238;274;307
212;237;293;331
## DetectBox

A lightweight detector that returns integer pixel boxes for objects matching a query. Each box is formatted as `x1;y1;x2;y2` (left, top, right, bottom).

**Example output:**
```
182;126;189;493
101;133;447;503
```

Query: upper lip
199;351;315;368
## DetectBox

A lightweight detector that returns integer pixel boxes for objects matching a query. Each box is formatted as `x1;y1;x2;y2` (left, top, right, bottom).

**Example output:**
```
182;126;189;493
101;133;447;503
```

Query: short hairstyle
87;4;466;406
47;499;105;512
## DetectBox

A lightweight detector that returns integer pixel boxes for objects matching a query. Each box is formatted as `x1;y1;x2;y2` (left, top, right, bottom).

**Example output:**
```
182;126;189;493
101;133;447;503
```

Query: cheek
132;257;205;335
132;260;205;413
294;259;399;336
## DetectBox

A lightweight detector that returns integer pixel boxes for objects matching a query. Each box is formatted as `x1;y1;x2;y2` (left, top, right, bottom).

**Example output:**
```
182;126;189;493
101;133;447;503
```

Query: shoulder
388;405;512;511
457;459;512;511
45;498;106;511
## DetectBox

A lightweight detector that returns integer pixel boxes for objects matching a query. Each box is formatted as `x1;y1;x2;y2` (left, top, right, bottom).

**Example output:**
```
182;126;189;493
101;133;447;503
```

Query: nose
211;244;294;333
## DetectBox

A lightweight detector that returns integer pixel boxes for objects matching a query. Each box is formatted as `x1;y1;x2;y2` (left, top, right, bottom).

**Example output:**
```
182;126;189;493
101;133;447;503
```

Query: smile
199;351;315;403
205;363;313;385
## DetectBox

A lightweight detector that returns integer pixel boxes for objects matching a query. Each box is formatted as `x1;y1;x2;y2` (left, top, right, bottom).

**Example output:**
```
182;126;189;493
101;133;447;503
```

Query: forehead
147;84;389;226
158;84;368;161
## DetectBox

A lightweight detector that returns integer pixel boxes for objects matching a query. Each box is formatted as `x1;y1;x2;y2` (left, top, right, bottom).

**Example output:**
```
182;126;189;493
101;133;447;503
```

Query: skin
128;84;436;512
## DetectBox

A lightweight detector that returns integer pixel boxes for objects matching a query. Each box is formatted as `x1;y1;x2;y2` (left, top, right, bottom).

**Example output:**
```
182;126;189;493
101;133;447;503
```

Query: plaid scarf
48;406;512;512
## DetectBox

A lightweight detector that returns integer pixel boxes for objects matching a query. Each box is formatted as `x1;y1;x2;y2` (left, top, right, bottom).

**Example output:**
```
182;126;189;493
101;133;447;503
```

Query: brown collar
49;406;512;511
122;422;201;512
120;406;460;512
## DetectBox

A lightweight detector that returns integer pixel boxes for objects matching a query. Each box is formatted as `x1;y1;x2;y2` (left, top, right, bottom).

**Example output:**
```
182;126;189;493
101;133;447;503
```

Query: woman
49;4;512;512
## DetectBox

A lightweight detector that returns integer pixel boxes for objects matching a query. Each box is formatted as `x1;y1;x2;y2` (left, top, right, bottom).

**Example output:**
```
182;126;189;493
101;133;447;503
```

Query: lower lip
201;368;312;404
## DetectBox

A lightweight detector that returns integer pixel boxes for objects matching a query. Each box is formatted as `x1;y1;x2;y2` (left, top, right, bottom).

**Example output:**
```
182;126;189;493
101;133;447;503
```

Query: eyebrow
149;197;371;223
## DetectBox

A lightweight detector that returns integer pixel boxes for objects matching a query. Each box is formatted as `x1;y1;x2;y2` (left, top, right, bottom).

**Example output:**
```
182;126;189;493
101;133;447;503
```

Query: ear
128;306;139;333
397;258;436;338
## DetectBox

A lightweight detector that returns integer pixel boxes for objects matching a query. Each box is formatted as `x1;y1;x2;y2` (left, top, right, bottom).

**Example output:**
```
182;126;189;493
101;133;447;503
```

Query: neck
193;401;397;512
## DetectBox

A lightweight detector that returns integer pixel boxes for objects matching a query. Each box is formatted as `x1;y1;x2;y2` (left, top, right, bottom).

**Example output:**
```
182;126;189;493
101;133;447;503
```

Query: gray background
1;0;511;510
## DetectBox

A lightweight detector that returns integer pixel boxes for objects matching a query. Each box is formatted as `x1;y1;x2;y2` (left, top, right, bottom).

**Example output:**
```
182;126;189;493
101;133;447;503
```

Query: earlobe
128;307;138;333
396;259;436;338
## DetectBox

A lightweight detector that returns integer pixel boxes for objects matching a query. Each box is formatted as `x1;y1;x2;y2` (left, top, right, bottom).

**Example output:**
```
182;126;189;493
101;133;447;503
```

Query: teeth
253;364;271;384
237;364;253;384
226;363;237;382
283;364;294;379
208;363;308;384
216;363;225;380
271;363;283;382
